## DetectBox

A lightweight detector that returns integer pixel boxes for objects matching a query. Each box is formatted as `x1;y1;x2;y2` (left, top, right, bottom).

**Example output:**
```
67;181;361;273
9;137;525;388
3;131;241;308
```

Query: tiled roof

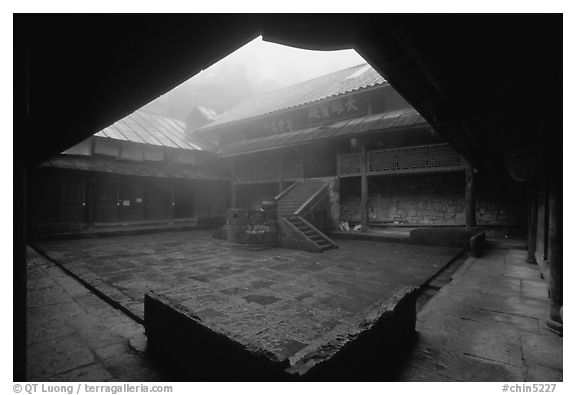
39;155;227;180
196;63;387;131
96;110;216;151
220;108;426;157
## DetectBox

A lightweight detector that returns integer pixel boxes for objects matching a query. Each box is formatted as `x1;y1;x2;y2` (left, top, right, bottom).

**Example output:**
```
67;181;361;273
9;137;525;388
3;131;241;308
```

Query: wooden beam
464;159;476;228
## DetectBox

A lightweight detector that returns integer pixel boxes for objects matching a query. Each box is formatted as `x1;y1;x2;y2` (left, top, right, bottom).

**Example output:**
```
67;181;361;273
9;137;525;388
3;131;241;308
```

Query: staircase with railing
275;178;338;252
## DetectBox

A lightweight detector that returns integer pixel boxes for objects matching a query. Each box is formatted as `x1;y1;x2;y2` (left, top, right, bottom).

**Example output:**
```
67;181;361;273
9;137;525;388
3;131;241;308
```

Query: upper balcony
337;143;465;177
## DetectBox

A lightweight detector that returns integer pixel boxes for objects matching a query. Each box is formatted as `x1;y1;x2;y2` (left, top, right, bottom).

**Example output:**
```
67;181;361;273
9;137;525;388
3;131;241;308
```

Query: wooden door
118;182;145;222
58;180;86;223
94;181;118;223
174;181;195;219
145;182;170;220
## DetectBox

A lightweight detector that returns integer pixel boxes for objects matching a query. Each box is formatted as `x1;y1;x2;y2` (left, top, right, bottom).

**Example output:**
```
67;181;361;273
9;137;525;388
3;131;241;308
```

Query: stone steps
277;180;328;217
286;216;337;252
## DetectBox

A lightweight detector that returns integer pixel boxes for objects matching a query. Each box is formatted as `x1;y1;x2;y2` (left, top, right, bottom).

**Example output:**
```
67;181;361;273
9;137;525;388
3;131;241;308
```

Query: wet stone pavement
26;248;168;381
28;231;562;382
399;249;563;382
35;230;461;365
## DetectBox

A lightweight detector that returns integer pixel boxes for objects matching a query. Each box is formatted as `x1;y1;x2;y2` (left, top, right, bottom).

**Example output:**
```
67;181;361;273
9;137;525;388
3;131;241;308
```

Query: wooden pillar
15;43;28;380
547;169;562;331
115;181;120;222
278;159;285;194
86;179;96;229
55;177;63;222
328;178;341;230
168;182;175;220
360;143;369;228
465;159;476;228
230;163;237;209
14;160;27;381
231;184;238;209
526;181;538;264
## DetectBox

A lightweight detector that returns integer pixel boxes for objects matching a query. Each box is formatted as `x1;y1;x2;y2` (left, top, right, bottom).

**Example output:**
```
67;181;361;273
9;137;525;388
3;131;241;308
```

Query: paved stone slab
401;249;563;382
37;231;459;325
522;279;550;300
525;365;563;382
521;332;563;372
400;334;525;382
49;363;115;382
26;248;167;381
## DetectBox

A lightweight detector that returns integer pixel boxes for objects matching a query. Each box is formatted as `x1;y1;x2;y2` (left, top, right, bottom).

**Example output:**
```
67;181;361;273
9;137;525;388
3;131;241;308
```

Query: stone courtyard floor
35;230;460;326
27;230;562;381
34;230;460;371
400;248;563;382
26;247;167;381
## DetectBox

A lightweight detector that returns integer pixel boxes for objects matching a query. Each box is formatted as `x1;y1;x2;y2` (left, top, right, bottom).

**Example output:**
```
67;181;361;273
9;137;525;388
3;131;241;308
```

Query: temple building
28;110;228;239
190;63;527;236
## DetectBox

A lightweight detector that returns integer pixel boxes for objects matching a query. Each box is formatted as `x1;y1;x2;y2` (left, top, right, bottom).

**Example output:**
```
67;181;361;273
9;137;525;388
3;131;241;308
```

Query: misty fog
142;36;365;124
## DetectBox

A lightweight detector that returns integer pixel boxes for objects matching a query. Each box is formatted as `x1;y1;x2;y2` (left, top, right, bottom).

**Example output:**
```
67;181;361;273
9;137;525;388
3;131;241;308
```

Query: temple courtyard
27;230;562;381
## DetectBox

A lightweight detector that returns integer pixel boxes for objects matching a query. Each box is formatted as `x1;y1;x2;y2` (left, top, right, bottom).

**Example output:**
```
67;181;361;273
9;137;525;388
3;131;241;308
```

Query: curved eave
194;82;389;136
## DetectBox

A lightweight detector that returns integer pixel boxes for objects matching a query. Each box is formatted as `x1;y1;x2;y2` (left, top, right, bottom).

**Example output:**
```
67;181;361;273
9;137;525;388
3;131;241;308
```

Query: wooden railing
294;182;330;217
337;143;465;177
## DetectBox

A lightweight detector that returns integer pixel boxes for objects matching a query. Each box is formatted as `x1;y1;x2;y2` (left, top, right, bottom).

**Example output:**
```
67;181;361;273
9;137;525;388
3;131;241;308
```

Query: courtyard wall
340;171;528;228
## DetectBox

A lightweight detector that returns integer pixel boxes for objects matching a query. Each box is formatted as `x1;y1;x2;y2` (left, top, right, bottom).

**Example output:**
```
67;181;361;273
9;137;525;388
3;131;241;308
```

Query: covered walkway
401;249;562;381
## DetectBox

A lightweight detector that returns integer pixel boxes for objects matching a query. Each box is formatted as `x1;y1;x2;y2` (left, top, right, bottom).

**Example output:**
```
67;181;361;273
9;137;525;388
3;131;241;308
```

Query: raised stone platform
145;286;417;380
334;226;486;257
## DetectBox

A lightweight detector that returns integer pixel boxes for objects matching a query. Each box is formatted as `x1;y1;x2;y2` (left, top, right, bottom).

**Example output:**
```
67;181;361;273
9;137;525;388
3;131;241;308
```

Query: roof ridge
137;108;182;122
252;62;368;95
194;62;386;133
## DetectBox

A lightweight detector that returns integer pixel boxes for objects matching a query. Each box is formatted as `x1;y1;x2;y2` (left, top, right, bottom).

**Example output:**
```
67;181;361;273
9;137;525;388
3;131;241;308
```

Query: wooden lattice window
368;144;463;174
368;149;396;171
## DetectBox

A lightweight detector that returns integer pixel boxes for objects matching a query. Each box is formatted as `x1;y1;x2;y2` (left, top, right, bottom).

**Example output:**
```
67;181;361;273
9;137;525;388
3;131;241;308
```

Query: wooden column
55;177;63;222
115;181;120;222
360;143;369;228
14;160;27;381
230;163;237;209
168;182;175;220
86;179;96;229
329;178;341;230
278;159;285;194
465;159;476;228
526;181;538;264
547;169;562;331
